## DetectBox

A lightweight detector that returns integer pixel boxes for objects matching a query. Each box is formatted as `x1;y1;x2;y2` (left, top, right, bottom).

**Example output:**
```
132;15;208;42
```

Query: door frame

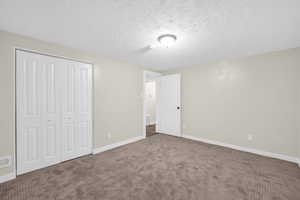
14;48;95;176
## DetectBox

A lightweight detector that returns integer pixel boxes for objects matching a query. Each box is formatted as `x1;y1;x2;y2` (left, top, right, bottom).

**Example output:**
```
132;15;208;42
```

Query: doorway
144;71;161;137
143;71;181;138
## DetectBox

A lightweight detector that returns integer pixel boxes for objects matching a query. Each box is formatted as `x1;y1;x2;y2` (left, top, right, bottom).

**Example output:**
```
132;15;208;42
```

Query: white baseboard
93;136;144;154
0;172;16;184
183;135;299;164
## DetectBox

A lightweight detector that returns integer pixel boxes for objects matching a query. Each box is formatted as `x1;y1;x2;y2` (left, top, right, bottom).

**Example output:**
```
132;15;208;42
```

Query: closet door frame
15;48;94;175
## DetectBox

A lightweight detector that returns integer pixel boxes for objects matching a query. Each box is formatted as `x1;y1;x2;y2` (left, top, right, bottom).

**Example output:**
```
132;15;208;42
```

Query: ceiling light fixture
158;34;177;48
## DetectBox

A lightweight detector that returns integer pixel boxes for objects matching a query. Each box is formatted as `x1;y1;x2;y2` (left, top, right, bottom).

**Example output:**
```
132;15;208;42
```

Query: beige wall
298;78;300;161
0;31;143;176
166;48;300;159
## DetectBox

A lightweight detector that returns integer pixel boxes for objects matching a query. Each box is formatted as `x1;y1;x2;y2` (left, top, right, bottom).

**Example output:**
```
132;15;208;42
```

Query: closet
16;50;92;175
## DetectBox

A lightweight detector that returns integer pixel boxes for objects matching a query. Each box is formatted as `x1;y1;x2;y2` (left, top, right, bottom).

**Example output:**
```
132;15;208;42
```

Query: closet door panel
76;64;92;156
17;51;43;174
63;124;76;153
61;63;78;161
41;58;60;167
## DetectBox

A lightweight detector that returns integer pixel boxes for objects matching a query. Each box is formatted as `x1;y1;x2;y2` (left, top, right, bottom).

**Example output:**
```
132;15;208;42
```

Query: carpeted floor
1;134;300;200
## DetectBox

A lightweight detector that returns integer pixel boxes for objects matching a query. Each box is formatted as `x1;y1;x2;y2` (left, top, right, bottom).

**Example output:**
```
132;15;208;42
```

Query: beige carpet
1;134;300;200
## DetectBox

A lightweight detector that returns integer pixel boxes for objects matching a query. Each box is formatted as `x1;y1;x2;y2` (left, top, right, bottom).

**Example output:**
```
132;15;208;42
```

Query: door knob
177;106;180;110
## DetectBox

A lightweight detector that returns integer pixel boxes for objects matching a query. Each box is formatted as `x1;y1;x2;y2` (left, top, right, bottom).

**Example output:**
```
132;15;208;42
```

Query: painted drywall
298;81;300;163
0;30;143;176
145;81;156;125
166;48;300;158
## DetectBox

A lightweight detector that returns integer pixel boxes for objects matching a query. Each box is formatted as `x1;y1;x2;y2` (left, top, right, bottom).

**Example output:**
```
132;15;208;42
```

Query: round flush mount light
157;34;177;48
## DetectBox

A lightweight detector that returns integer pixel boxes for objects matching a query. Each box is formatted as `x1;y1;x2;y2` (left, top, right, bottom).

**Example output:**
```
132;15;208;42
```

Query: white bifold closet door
16;50;92;175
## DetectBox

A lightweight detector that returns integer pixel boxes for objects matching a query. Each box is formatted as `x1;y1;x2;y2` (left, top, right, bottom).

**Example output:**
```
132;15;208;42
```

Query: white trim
14;47;93;65
183;135;299;164
143;71;147;138
13;47;17;180
92;136;144;154
0;172;16;184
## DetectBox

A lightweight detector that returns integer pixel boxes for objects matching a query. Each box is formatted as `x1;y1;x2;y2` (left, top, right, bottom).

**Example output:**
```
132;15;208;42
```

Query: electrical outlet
107;132;112;139
247;134;253;141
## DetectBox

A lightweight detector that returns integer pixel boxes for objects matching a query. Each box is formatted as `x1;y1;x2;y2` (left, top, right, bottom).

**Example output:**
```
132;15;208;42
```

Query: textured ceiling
0;0;300;70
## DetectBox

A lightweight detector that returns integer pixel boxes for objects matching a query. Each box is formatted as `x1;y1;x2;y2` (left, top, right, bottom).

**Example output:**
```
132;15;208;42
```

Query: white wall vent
0;156;12;168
